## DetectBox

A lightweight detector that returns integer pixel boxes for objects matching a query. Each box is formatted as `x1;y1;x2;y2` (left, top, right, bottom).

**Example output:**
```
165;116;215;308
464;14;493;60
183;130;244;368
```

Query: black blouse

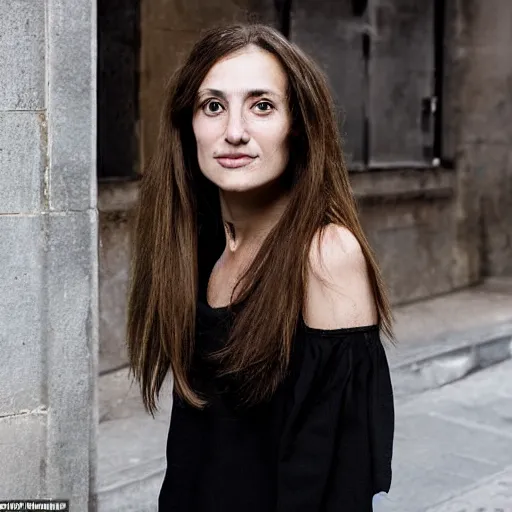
158;294;394;511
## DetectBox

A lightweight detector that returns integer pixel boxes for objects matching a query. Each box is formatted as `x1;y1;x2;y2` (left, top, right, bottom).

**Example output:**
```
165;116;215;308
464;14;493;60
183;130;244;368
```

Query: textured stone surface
444;0;512;279
98;181;139;373
454;4;512;147
424;466;512;511
99;208;134;373
387;278;512;366
360;194;457;304
47;0;97;212
0;215;44;415
351;167;456;201
0;112;45;213
44;210;98;507
99;366;143;423
97;373;172;511
40;2;98;507
0;0;97;508
0;0;45;110
142;0;276;32
98;473;163;512
0;413;46;498
377;360;512;512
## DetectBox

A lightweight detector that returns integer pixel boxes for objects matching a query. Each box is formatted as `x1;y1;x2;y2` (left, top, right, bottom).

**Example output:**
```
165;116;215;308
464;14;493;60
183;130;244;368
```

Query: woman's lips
215;156;256;169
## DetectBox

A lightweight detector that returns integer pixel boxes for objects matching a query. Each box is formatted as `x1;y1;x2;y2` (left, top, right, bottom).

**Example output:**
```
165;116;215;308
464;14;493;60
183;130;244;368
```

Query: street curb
389;322;512;397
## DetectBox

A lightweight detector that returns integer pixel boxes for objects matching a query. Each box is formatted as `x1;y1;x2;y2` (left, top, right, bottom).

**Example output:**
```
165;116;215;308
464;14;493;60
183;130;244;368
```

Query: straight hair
126;23;394;415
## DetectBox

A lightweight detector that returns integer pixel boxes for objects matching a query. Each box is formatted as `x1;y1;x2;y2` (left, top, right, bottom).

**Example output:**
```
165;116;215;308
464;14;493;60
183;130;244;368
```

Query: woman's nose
225;110;249;145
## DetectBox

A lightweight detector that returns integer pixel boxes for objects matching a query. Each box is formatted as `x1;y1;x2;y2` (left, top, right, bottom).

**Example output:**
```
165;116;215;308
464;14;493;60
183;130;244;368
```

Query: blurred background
1;0;511;510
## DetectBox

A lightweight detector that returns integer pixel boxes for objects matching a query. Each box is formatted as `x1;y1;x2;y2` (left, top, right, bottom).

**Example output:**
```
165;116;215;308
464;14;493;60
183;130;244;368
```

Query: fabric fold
276;326;394;512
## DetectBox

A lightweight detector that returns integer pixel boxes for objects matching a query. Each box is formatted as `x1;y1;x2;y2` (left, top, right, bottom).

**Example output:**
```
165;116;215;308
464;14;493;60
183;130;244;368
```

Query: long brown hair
127;23;394;415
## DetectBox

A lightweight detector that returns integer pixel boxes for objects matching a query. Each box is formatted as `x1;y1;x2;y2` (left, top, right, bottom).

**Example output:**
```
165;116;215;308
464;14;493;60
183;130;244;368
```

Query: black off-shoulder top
158;275;394;512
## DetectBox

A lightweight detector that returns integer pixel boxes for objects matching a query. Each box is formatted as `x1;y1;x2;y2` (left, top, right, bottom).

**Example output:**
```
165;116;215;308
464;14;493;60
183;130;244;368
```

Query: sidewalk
96;278;512;511
375;359;512;512
387;277;512;397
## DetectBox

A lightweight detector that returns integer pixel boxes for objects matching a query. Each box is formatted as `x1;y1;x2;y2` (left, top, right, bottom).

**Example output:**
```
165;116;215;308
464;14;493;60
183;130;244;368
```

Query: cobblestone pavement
375;359;512;512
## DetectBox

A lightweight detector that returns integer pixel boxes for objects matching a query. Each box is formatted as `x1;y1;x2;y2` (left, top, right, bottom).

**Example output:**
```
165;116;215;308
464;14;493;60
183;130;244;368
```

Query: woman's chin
214;176;275;194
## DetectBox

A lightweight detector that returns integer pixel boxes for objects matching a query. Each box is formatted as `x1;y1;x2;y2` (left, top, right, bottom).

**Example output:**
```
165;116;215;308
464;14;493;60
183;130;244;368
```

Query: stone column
445;0;512;281
0;0;98;510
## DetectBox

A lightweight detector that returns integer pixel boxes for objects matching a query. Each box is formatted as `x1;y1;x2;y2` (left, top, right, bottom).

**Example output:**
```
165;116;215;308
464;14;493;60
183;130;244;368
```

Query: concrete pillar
0;0;98;510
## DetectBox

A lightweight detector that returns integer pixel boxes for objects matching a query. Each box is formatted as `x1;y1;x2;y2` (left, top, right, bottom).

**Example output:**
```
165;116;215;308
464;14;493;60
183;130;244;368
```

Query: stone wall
353;168;459;304
98;182;138;374
0;0;97;509
444;0;512;278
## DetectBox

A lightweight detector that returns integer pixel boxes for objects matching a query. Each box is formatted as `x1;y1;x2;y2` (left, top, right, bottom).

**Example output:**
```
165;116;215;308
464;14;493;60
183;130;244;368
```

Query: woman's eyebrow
246;89;280;99
197;88;282;100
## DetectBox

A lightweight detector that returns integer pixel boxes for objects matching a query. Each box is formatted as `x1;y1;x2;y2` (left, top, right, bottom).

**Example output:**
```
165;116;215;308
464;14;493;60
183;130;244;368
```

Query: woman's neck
219;184;290;256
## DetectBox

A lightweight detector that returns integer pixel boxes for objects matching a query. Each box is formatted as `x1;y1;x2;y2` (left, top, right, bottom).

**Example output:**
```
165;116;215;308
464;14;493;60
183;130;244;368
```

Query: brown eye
204;100;223;114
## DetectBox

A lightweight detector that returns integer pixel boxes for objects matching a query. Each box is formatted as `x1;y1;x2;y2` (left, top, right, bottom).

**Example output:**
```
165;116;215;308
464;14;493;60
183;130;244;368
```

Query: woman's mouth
215;155;256;169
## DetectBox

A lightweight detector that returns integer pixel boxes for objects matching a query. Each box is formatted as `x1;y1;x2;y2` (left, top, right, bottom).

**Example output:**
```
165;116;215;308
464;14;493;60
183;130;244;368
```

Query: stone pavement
375;359;512;512
96;279;512;510
424;466;512;512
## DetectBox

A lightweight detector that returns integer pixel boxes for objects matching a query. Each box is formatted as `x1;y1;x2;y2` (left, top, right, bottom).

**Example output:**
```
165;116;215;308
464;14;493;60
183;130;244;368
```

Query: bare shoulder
303;224;378;329
308;224;364;270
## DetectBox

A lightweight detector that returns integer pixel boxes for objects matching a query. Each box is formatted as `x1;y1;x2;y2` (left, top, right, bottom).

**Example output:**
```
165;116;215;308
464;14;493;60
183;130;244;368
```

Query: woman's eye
204;100;223;114
254;101;274;113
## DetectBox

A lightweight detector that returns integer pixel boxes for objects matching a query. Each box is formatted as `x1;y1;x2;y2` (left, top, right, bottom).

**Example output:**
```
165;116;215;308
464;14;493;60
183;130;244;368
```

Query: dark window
97;0;140;181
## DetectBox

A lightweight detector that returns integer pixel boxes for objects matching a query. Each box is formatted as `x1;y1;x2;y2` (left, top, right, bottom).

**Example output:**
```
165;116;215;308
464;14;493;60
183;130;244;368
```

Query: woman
127;23;395;512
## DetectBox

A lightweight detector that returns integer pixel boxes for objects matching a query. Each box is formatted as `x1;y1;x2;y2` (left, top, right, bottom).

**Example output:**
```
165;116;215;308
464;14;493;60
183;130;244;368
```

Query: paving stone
424;466;512;511
379;360;512;512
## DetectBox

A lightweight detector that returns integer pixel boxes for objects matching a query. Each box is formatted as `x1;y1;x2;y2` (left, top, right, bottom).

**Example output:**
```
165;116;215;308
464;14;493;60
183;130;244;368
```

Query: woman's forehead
198;47;288;96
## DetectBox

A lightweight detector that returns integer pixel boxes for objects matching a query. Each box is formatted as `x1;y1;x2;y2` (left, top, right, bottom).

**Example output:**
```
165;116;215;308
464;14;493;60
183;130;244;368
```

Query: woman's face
192;45;291;193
